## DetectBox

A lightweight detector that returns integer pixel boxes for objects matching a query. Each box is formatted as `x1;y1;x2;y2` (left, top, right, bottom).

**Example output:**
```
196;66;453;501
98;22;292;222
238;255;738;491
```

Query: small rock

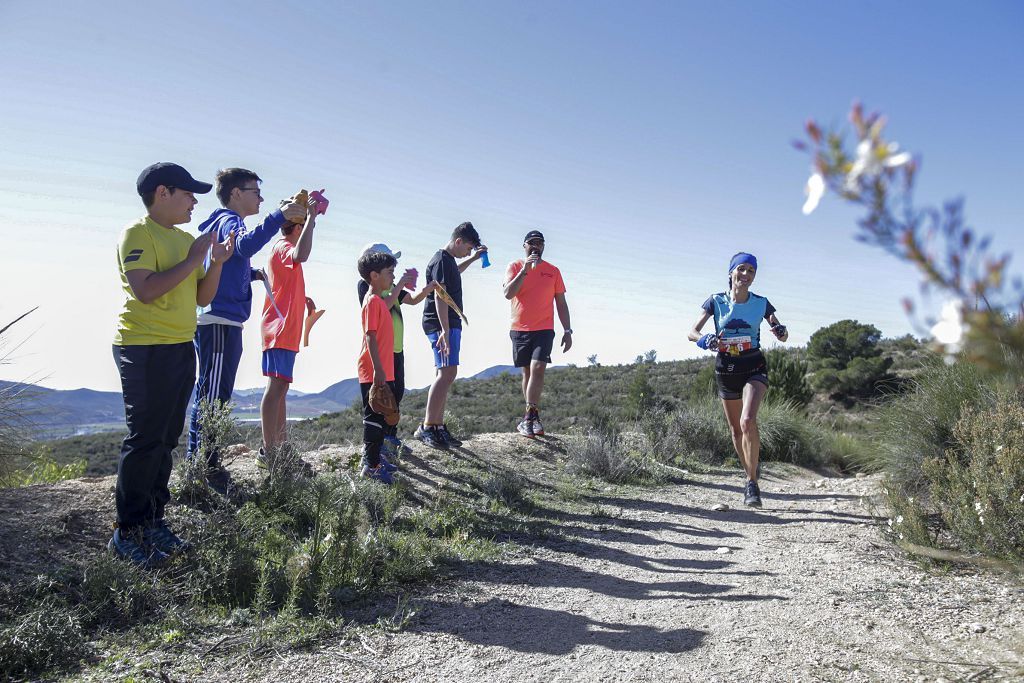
855;472;867;479
814;479;826;488
715;547;731;554
712;503;729;512
968;622;987;633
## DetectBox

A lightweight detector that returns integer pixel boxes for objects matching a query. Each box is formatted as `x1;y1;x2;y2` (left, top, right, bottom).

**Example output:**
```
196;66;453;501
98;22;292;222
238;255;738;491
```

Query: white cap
360;242;401;259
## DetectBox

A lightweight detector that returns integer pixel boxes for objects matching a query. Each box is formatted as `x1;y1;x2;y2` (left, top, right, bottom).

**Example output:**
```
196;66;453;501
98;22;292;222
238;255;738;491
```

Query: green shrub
865;360;995;491
688;360;717;402
806;319;893;400
922;393;1024;562
0;596;87;679
640;402;730;465
2;451;86;488
764;349;812;408
566;428;658;484
477;467;530;511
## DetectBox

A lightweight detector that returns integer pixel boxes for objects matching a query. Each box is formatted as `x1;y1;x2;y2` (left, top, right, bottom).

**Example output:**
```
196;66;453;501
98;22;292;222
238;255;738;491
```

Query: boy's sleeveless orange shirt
505;259;566;331
261;238;305;352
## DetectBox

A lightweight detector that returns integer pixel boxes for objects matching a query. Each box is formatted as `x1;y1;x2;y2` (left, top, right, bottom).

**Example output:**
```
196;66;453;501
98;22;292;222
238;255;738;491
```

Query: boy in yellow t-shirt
109;163;234;570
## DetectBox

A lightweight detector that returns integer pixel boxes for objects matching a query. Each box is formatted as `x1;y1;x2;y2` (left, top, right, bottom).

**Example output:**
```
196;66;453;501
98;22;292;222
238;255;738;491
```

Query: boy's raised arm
289;197;320;264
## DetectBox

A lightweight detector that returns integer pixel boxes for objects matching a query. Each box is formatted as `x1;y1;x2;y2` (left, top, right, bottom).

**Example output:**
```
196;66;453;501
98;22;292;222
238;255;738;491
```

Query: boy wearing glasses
187;168;304;492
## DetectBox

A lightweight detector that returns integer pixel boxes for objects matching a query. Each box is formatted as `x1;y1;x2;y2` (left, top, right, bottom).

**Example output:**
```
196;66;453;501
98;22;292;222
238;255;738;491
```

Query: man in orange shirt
502;230;573;438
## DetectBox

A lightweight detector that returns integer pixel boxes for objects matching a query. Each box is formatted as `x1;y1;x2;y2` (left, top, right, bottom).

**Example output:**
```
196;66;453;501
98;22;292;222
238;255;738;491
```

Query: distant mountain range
1;364;529;438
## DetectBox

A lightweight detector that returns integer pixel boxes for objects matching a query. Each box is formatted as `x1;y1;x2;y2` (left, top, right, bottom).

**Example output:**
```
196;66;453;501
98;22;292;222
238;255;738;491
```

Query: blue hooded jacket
197;207;286;324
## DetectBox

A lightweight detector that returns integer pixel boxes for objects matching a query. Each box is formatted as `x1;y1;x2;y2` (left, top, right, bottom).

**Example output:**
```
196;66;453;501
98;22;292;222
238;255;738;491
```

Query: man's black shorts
510;330;555;367
714;349;769;400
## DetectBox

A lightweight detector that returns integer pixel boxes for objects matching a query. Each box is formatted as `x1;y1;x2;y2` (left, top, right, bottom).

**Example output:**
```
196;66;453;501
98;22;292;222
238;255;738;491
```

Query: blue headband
729;252;757;273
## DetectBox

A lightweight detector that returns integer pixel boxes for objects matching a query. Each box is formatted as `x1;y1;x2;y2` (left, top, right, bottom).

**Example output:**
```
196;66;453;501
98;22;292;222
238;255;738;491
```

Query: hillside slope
2;433;1020;681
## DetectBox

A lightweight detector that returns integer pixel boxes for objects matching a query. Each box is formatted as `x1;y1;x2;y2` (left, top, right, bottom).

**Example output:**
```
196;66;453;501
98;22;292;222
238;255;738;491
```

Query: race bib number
718;335;752;356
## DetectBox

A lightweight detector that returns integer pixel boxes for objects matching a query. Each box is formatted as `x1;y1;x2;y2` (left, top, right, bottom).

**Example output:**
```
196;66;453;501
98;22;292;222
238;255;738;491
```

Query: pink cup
403;268;418;290
310;189;329;215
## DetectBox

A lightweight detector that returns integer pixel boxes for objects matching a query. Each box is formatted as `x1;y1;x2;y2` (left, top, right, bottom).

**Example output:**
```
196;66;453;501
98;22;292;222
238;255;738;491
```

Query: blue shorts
262;348;296;382
426;327;461;368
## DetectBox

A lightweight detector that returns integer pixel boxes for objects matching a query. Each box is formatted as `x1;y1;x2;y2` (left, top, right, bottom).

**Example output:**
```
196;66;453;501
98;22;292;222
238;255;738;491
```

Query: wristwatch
564;328;573;335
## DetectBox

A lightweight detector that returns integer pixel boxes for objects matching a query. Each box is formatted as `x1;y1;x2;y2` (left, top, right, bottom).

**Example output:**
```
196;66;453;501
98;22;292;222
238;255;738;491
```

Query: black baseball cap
136;162;213;196
523;230;545;242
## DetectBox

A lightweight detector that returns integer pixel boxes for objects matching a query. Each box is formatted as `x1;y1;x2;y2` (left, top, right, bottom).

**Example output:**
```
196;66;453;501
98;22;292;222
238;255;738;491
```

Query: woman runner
688;252;788;507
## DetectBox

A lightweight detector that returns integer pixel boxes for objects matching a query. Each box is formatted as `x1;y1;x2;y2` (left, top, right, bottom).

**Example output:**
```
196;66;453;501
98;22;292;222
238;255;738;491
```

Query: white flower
845;139;880;191
884;142;912;168
931;299;966;354
802;172;826;215
844;139;912;192
896;515;904;525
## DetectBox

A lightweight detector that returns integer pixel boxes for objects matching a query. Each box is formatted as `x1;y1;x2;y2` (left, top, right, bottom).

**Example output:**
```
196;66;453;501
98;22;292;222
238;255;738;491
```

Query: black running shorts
714;349;769;400
510;329;556;367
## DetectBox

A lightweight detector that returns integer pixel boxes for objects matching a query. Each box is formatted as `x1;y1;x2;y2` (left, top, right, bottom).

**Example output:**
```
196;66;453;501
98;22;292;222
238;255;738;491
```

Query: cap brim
393;251;402;259
182;180;213;194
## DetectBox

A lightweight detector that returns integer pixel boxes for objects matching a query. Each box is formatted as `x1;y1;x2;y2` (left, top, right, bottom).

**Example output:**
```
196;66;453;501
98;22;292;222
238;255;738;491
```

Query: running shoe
531;414;545;436
108;527;168;570
743;479;762;508
414;424;448;450
517;418;535;439
360;463;394;485
143;519;191;555
362;452;399;473
256;446;269;469
438;424;462;447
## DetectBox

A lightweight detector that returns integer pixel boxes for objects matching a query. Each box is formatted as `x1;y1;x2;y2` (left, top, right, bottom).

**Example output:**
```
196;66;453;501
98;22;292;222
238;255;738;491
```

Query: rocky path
197;458;1022;682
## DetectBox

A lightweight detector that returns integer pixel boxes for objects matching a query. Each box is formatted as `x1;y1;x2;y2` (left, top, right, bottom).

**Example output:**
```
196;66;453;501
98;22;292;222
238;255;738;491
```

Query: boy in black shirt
415;222;487;448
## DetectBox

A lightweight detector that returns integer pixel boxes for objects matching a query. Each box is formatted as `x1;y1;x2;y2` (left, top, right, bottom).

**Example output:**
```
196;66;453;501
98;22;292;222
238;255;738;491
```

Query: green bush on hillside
806;320;893;400
764;349;812;408
922;393;1024;563
866;360;995;491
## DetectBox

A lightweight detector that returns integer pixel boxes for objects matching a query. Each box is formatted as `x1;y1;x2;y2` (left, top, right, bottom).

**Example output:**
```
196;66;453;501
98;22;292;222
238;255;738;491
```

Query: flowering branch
797;102;1024;380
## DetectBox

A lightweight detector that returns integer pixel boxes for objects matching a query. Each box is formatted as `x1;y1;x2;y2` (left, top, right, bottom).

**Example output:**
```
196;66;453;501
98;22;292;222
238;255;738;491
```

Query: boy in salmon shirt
357;250;399;484
502;230;573;438
259;196;319;458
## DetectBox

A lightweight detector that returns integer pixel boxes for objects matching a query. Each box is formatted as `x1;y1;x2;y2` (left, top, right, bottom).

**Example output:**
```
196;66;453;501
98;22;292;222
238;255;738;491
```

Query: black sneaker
438;424;462;447
414;424;448;450
143;519;191;555
206;465;232;495
108;527;168;570
743;479;762;508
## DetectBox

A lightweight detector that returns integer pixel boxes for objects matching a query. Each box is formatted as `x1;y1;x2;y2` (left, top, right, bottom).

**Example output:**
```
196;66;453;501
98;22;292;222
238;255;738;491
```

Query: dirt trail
2;434;1021;682
204;435;1021;682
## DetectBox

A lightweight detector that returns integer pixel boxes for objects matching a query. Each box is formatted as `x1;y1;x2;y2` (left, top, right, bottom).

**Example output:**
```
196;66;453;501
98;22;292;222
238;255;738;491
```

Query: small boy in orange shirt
357;250;398;484
259;195;319;458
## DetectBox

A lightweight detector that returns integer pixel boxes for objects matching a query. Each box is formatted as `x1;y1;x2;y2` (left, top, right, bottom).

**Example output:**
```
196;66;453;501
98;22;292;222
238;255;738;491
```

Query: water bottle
480;251;491;268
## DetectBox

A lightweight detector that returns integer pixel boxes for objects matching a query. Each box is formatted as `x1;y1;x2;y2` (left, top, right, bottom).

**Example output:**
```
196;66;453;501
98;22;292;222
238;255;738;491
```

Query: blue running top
701;292;777;354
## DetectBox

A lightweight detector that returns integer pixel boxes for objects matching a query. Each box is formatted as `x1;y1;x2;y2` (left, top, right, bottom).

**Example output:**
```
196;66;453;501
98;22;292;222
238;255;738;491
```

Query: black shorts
511;330;555;368
715;349;769;400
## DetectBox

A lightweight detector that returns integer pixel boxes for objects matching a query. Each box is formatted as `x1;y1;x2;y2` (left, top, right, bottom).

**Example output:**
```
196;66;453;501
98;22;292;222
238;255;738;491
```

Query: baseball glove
369;382;400;426
280;189;309;225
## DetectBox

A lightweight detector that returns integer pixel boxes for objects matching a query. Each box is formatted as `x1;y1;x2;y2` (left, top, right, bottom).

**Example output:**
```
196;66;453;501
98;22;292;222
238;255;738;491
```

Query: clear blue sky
1;1;1022;393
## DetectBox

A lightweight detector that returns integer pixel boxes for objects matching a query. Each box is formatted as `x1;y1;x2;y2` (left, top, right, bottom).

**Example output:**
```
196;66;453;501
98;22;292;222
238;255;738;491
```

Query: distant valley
1;365;522;439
